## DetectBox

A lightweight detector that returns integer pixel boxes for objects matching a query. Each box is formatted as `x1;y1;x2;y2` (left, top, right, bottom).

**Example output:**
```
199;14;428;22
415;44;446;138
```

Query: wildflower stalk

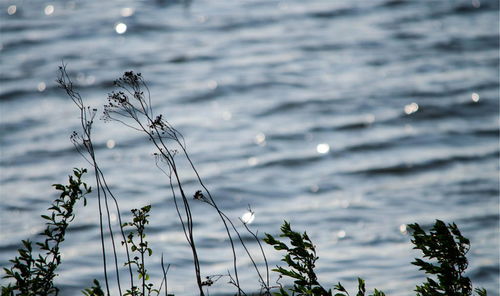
242;221;270;293
159;255;171;296
103;71;210;295
57;64;134;295
104;71;275;295
122;205;159;296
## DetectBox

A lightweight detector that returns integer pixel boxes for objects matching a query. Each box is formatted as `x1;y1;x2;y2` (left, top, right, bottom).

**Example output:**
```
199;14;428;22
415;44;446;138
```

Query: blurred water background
0;0;499;294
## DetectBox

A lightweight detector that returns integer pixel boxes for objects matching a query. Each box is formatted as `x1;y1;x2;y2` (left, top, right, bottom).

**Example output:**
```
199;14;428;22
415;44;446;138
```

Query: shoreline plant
59;65;271;295
1;67;489;296
2;168;91;295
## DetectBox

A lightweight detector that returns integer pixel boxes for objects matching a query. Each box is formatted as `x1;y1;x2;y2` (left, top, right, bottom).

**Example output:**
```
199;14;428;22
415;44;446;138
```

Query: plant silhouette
1;68;489;296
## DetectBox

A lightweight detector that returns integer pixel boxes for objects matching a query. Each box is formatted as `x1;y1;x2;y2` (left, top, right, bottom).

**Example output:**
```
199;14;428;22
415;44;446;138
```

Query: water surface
0;0;498;294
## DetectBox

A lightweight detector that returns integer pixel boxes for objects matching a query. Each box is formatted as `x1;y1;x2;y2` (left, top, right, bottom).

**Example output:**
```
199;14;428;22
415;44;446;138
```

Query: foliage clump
2;168;91;296
408;220;487;296
82;279;105;296
122;205;157;296
264;221;384;296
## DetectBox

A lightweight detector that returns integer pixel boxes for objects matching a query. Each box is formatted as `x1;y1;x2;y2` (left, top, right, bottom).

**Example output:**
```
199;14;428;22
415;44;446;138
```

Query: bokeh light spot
121;7;134;17
115;23;127;34
44;5;54;15
316;143;330;154
247;157;258;166
255;133;266;146
404;102;419;115
106;139;116;149
37;82;46;92
471;92;480;102
241;211;255;224
7;5;16;15
399;224;408;235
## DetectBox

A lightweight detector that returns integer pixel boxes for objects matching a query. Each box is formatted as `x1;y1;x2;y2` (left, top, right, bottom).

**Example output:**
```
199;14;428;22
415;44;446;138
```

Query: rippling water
1;0;498;295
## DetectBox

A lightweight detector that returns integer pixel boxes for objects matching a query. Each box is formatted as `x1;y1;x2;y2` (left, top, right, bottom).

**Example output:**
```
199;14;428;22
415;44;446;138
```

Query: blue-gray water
0;0;498;295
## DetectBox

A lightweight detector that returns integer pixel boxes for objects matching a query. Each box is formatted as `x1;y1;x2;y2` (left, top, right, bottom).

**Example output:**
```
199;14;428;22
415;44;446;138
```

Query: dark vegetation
3;168;90;295
1;67;488;296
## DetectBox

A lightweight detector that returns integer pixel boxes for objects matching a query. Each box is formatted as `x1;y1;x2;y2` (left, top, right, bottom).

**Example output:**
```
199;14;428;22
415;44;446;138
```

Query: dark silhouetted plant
58;64;137;295
4;67;490;296
2;168;91;296
408;220;487;296
264;221;384;296
58;65;191;295
82;279;105;296
264;221;327;296
58;65;272;296
103;70;271;295
333;279;386;296
122;205;158;296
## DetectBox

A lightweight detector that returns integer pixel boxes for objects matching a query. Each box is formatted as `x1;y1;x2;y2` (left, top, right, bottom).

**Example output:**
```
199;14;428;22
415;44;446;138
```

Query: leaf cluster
264;222;383;296
264;221;327;296
408;220;487;296
334;279;385;296
82;279;105;296
121;205;158;296
2;168;91;296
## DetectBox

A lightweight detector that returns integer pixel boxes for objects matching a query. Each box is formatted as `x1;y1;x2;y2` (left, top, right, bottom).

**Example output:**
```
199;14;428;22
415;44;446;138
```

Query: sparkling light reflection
404;102;419;115
44;5;54;15
337;230;346;239
316;143;330;154
471;92;480;102
255;132;266;146
247;157;258;166
241;210;255;224
37;82;46;92
121;7;134;17
399;224;408;235
106;139;116;149
115;23;127;34
7;5;16;15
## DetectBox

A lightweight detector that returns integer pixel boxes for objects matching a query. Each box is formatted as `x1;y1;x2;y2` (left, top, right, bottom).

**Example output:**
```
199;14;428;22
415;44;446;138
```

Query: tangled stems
57;64;134;295
104;71;273;295
103;71;205;294
2;66;489;296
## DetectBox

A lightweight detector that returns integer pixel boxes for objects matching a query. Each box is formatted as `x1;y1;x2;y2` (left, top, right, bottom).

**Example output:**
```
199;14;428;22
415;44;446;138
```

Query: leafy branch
409;220;487;296
2;168;91;296
122;205;157;296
